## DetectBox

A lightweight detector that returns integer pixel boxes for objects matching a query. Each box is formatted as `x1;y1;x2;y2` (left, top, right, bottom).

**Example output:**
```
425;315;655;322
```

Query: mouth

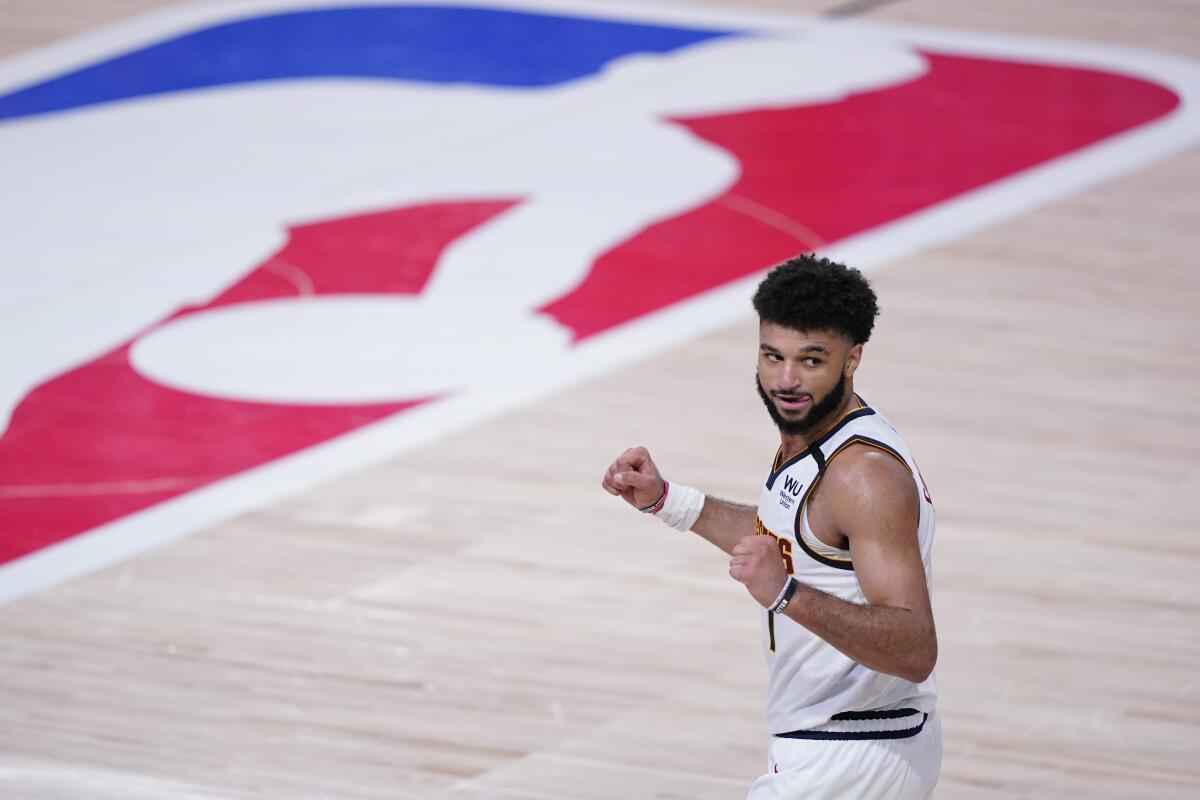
772;393;811;412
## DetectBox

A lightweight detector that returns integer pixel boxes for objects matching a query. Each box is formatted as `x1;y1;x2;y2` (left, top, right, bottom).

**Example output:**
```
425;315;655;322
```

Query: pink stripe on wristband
640;480;669;514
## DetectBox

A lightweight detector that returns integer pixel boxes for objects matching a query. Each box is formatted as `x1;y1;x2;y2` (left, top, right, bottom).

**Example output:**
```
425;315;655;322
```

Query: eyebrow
759;343;830;355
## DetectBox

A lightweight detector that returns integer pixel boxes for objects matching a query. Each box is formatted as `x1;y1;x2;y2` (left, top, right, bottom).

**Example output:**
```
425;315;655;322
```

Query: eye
764;353;783;362
803;357;822;367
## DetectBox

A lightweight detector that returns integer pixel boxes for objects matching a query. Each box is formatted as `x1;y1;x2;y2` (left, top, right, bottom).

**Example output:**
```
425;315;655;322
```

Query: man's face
755;323;861;437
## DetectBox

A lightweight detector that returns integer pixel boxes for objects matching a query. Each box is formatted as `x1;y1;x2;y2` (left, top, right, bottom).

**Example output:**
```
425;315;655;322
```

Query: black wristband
770;577;798;614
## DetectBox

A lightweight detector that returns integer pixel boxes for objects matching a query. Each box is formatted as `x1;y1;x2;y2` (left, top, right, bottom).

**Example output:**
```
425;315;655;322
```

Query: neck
779;385;859;456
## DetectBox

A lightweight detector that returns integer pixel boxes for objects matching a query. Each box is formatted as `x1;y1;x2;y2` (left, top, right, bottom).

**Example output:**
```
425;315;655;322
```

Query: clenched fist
730;535;791;608
601;446;665;510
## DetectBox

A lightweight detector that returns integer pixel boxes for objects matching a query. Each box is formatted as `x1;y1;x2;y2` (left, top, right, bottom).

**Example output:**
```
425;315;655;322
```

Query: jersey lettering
755;515;795;575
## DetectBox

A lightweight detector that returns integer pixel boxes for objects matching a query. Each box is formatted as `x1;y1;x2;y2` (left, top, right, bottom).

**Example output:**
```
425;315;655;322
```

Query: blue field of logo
0;5;735;121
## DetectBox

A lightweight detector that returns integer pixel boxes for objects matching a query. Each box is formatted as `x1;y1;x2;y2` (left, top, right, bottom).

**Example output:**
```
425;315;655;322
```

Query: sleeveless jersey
755;395;937;734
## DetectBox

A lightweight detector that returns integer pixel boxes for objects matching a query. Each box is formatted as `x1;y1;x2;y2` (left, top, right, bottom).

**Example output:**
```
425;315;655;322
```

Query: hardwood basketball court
1;1;1197;797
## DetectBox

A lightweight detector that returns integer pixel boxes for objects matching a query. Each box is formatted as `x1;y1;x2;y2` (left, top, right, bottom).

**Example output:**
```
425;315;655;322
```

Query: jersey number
755;522;794;654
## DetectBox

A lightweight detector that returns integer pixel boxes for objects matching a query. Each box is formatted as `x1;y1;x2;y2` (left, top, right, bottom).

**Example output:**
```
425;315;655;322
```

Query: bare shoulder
821;443;918;538
824;444;912;493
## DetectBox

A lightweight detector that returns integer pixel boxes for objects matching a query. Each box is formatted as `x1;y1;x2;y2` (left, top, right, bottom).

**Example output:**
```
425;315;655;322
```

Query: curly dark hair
751;254;879;344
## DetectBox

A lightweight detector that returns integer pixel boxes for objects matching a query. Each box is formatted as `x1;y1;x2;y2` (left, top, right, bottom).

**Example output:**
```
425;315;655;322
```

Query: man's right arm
602;446;756;555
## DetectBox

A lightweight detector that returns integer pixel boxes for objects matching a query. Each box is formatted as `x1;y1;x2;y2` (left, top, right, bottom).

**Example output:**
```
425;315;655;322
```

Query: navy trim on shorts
831;708;920;721
776;708;928;741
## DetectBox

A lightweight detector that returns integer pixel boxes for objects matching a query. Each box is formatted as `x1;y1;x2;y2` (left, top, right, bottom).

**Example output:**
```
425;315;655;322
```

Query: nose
777;363;802;392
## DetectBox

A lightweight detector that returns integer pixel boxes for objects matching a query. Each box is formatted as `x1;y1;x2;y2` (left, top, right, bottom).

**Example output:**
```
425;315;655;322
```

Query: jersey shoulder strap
813;397;913;477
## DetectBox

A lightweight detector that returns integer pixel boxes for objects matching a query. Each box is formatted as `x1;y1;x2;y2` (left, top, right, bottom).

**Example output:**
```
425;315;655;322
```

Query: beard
755;370;848;437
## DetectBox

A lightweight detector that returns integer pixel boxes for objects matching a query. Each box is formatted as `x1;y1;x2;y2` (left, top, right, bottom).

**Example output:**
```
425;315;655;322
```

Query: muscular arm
731;447;936;683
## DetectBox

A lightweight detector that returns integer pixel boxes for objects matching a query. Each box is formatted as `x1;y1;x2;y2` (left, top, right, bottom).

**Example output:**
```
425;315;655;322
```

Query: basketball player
602;255;940;798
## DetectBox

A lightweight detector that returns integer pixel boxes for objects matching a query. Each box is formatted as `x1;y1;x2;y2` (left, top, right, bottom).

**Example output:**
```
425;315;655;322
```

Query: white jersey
755;395;937;734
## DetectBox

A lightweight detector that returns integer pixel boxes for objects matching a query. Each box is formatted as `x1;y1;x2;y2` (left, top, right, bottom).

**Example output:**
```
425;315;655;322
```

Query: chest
757;458;846;553
757;458;816;537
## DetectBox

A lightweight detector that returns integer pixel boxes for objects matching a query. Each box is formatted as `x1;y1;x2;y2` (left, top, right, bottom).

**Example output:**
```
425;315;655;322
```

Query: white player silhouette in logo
0;25;925;435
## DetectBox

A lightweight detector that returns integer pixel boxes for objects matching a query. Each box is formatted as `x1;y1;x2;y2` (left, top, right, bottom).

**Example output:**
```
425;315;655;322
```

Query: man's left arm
728;448;937;683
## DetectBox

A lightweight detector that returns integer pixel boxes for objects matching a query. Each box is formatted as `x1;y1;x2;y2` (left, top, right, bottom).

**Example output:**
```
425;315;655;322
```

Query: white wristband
656;482;705;532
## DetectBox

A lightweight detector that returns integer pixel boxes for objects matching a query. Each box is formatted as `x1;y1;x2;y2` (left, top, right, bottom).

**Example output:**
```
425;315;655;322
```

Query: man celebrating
602;255;940;798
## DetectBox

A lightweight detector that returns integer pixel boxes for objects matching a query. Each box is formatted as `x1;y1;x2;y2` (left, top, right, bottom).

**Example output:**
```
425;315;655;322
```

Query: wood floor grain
1;2;1197;797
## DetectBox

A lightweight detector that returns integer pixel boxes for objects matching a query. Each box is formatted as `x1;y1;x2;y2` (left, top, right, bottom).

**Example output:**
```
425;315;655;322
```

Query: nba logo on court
1;0;1197;600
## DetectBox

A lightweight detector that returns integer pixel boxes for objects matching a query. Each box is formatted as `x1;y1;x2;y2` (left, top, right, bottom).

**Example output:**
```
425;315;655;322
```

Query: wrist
639;481;669;514
651;481;705;531
768;576;798;614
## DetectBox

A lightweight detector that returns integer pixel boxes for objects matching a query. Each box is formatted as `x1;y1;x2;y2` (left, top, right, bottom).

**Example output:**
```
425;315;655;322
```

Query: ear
844;343;863;377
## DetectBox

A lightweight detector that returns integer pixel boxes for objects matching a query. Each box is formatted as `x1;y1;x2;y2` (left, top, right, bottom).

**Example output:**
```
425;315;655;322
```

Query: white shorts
746;709;941;800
